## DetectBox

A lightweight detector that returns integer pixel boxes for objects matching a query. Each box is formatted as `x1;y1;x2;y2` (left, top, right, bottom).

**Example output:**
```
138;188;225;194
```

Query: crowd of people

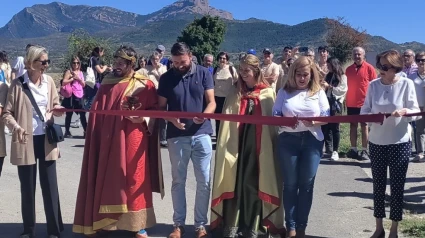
0;41;423;238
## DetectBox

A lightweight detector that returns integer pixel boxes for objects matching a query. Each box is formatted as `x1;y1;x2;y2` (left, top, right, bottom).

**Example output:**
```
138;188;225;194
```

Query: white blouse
360;77;420;145
272;88;330;141
24;73;49;136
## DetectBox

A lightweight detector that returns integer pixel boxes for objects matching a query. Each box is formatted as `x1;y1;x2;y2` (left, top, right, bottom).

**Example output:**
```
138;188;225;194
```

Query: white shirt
24;73;49;135
408;72;425;107
13;56;26;78
261;62;280;90
360;77;420;145
272;88;330;141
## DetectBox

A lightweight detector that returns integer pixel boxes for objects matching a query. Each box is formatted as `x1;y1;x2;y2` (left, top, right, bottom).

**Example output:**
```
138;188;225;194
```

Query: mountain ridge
0;0;423;64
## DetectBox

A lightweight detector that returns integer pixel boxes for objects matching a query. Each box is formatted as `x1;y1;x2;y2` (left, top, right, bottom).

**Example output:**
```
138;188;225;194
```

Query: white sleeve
405;80;421;122
318;90;330;116
360;82;373;115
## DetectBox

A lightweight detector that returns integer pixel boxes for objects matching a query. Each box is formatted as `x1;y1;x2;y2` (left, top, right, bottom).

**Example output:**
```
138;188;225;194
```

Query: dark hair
0;51;9;64
325;57;344;86
318;46;329;52
171;42;191;56
26;44;35;51
376;49;403;73
217;52;229;62
283;46;293;51
114;46;137;67
91;47;104;57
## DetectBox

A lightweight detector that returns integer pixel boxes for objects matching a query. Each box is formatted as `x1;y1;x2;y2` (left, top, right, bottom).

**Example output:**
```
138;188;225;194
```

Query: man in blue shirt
157;42;216;238
202;54;214;75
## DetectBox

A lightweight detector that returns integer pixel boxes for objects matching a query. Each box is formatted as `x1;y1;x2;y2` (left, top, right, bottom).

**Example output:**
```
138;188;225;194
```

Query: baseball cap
263;48;272;54
247;49;256;55
156;45;166;52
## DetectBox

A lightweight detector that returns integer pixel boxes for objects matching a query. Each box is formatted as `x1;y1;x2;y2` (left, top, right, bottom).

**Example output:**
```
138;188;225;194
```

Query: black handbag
19;76;64;144
327;75;342;116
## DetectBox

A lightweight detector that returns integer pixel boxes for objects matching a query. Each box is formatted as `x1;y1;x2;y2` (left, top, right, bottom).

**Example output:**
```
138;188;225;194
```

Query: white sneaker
330;151;339;161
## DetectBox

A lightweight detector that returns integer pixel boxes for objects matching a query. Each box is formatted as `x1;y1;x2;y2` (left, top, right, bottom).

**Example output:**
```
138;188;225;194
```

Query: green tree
177;16;226;63
326;17;367;63
61;29;114;71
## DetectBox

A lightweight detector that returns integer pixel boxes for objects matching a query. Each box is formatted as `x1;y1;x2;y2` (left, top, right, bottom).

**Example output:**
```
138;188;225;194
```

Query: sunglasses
376;62;393;71
416;59;425;63
72;62;80;65
36;59;51;65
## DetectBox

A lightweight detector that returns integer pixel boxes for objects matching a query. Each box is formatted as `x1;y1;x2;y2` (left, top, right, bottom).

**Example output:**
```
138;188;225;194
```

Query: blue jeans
167;134;212;228
278;131;323;231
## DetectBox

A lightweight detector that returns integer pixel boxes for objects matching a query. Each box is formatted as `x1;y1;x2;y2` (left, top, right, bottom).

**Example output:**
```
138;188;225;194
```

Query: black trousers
62;95;87;133
321;123;341;152
18;135;63;236
0;156;4;177
369;142;410;221
214;96;226;136
65;111;87;133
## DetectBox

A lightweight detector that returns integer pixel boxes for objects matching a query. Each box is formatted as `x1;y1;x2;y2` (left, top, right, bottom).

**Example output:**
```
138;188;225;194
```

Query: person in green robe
211;54;286;238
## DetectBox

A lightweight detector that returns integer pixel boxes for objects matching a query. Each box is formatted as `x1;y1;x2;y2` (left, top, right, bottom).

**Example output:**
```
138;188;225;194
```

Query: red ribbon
55;109;390;127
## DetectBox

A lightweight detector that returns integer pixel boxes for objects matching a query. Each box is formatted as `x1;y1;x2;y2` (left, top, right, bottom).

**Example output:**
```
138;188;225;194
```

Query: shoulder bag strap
19;76;45;123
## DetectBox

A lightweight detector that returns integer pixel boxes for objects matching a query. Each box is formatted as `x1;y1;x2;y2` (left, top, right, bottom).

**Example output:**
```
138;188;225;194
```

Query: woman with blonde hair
3;45;64;238
273;56;330;238
211;54;285;238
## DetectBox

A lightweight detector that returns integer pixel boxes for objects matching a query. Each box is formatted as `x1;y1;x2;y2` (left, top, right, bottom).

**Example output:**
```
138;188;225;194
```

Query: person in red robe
73;46;164;238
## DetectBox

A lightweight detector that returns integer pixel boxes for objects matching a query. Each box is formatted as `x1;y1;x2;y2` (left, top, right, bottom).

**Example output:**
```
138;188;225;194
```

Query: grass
384;215;425;238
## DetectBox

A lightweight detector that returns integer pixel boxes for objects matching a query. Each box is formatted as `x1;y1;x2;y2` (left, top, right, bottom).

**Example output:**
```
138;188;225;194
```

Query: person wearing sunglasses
361;50;420;238
3;45;64;238
60;56;87;138
402;49;418;76
408;51;425;163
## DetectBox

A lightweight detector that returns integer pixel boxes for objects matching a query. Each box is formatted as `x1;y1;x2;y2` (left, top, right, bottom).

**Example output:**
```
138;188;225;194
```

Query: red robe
73;73;164;235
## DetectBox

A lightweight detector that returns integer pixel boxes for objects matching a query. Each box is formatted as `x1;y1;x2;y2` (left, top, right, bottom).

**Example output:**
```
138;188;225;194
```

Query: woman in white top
320;57;348;161
213;52;238;136
272;56;330;238
408;51;425;162
146;51;167;89
3;46;65;238
361;50;420;238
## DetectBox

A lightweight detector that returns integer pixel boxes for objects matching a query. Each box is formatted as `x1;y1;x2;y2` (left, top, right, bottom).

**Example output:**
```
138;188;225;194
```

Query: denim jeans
278;131;323;231
167;134;212;228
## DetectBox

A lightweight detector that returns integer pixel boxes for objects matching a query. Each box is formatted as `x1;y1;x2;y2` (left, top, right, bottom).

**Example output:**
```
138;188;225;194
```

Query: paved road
0;116;378;238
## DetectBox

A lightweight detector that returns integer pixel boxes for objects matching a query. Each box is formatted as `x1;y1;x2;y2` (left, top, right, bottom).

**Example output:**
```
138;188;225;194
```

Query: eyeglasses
376;62;393;71
72;62;80;65
36;59;51;65
416;59;425;63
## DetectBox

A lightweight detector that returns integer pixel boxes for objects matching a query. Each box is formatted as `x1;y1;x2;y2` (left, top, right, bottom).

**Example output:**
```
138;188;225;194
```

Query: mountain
0;0;232;39
0;0;423;68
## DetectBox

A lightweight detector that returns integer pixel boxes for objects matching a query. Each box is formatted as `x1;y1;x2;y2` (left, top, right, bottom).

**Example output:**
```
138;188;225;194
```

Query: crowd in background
0;42;423;238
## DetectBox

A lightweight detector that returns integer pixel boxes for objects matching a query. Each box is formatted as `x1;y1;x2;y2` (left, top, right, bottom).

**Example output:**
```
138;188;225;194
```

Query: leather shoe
169;226;185;238
195;227;208;238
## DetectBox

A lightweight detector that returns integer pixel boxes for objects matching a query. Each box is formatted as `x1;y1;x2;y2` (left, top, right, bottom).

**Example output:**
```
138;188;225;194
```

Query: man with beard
157;42;216;238
73;46;164;238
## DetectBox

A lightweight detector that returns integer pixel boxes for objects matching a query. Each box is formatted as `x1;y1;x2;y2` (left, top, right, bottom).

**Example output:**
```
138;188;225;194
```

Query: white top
261;62;280;90
24;73;49;136
272;88;330;141
13;56;26;78
214;65;238;97
408;72;425;107
360;76;420;145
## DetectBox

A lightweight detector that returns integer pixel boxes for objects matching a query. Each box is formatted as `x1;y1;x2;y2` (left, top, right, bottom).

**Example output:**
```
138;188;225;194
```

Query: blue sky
0;0;423;44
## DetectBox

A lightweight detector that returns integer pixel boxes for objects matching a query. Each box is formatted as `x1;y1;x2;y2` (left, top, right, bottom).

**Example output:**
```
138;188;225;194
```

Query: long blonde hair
284;56;322;96
237;54;269;95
